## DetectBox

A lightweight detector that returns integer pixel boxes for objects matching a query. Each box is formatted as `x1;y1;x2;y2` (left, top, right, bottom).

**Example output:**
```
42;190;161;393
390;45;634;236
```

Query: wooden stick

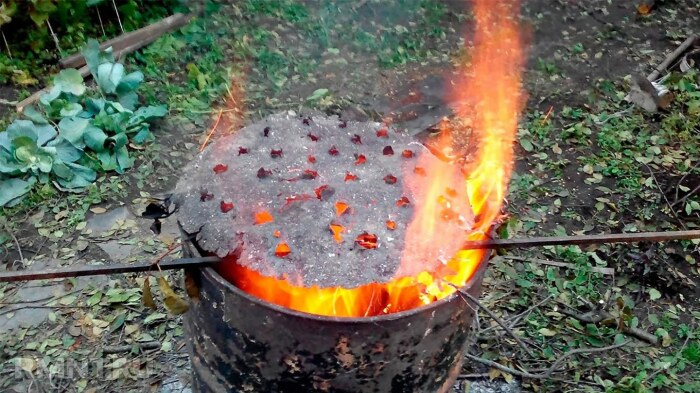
0;257;220;283
460;229;700;250
647;35;699;81
59;13;193;69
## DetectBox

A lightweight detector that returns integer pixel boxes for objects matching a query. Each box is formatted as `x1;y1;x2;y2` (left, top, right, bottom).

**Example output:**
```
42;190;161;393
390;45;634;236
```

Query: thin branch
1;30;11;58
674;160;700;204
449;283;536;358
644;328;693;382
643;163;686;229
45;19;62;54
2;221;23;264
112;0;125;32
464;340;629;380
557;305;658;345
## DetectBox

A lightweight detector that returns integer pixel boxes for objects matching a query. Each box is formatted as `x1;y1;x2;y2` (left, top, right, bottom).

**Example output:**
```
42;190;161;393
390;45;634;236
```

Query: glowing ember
396;196;411;207
275;242;291;257
355;232;378;249
273;230;281;238
386;220;397;230
213;164;228;174
328;145;339;155
334;201;350;216
329;223;344;243
414;166;426;176
308;155;316;163
314;185;333;200
344;172;358;182
384;174;398;185
220;200;234;213
376;128;389;138
402;150;414;158
354;154;367;165
254;210;274;225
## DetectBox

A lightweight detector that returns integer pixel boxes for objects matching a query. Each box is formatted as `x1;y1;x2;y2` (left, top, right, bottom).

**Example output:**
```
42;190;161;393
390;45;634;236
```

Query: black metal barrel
182;252;489;393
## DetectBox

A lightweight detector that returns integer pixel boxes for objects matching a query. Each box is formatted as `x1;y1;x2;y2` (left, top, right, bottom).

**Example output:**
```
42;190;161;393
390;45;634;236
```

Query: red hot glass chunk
213;164;228;174
354;154;366;165
384;174;397;184
383;146;394;156
355;233;378;249
396;196;411;207
308;155;316;163
376;129;389;138
402;150;414;158
328;146;340;156
308;133;319;141
220;200;235;213
238;147;249;155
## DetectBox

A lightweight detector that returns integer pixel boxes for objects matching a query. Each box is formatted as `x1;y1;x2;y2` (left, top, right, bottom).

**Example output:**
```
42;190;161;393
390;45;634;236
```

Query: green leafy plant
0;39;166;206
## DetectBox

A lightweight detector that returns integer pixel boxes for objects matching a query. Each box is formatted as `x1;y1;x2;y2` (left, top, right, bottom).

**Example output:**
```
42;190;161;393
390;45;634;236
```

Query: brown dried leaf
184;271;200;299
142;278;156;310
157;276;189;315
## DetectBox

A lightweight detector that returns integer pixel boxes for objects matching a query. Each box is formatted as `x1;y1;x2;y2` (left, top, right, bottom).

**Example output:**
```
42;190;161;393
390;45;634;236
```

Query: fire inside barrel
176;0;523;319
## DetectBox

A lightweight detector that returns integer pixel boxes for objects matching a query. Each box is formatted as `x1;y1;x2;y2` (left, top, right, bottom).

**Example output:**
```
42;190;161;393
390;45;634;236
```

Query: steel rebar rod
460;229;700;250
1;230;699;283
0;257;220;283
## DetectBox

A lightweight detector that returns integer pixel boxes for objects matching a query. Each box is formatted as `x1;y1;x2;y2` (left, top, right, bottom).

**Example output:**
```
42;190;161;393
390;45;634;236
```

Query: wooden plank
59;13;193;69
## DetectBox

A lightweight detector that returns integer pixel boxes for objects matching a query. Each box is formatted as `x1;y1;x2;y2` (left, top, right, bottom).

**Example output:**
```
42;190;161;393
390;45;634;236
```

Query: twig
643;163;686;229
1;30;10;58
672;183;700;209
674;160;700;204
199;109;223;152
464;340;629;379
508;294;555;328
46;20;62;54
449;284;536;358
478;294;554;335
504;256;615;275
96;7;106;36
2;221;24;264
102;341;160;354
645;329;693;382
111;0;125;33
557;305;658;345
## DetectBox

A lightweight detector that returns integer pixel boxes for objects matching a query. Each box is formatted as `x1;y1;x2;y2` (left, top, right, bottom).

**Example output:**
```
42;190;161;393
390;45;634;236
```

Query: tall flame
221;0;524;317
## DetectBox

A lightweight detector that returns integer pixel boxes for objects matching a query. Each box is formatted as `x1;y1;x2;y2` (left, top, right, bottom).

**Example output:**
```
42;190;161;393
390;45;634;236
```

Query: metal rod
0;257;220;283
1;230;699;283
461;229;700;250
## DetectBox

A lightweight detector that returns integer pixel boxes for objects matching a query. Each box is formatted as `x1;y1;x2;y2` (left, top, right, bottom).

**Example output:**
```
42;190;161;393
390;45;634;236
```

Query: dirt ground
1;0;700;392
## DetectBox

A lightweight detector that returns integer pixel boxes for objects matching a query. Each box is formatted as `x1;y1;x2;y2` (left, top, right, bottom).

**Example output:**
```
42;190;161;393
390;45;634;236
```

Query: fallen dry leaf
157;276;189;315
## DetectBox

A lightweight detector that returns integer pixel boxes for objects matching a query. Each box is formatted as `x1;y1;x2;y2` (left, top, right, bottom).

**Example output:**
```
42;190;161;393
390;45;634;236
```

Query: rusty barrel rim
198;251;491;324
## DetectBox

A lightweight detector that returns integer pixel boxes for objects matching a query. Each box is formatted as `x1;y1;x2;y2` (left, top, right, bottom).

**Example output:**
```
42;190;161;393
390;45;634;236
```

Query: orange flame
219;0;524;317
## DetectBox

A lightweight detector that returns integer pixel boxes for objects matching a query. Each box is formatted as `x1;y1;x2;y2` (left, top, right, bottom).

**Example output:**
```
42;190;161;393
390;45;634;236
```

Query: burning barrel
174;113;495;392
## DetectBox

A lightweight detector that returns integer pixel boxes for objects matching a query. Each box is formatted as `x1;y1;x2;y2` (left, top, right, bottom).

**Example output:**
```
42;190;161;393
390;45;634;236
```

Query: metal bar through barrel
460;229;700;250
0;257;220;283
1;230;699;283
